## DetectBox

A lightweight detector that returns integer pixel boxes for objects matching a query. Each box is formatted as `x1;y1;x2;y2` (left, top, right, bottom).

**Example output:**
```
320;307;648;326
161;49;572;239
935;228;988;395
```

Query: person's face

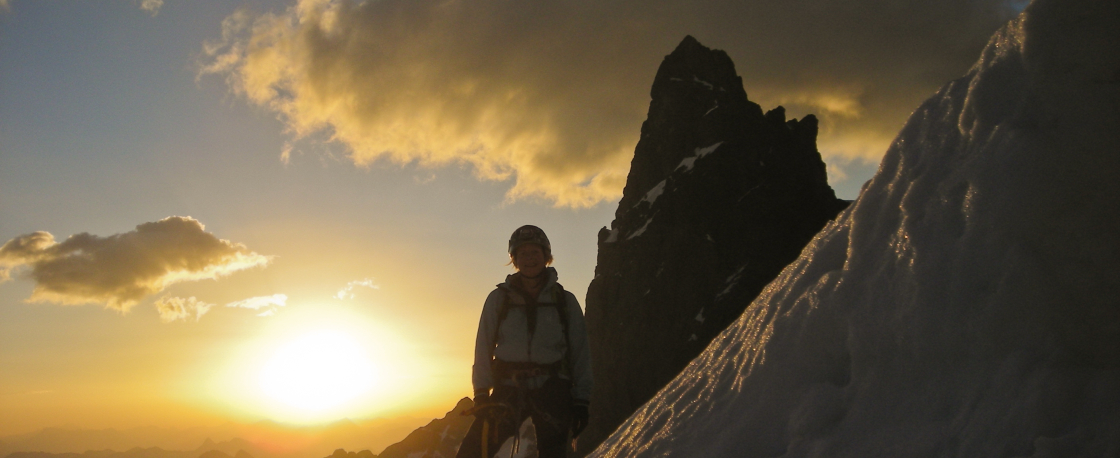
514;244;546;278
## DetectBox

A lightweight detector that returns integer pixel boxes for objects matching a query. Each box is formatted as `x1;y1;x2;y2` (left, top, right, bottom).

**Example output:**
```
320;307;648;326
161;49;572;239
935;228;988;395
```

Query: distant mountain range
1;400;476;458
0;416;425;458
4;437;257;458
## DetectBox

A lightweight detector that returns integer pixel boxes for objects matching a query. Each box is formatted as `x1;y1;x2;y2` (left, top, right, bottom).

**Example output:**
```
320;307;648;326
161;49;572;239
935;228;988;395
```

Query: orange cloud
139;0;163;16
154;296;215;323
334;278;378;300
0;216;271;312
226;293;288;317
199;0;1018;199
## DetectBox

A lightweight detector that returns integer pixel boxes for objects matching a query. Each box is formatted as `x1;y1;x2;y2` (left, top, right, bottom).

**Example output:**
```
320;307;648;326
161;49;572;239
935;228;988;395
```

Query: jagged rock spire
578;36;847;455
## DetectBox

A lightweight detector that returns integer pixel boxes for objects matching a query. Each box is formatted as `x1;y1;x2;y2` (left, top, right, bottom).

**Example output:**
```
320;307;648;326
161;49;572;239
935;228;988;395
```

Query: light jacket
471;267;593;402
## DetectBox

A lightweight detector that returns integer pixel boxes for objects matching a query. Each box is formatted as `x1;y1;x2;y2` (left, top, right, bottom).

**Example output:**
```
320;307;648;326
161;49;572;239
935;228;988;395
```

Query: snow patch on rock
640;180;667;206
692;75;714;90
676;142;725;172
627;217;653;240
603;227;620;244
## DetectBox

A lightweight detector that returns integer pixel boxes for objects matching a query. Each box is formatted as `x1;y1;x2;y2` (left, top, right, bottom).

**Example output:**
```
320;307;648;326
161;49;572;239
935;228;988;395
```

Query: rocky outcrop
320;449;374;458
578;36;848;455
375;398;474;458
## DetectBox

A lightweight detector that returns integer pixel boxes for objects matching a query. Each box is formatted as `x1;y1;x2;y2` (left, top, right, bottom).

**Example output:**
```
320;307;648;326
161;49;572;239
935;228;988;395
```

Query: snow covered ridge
589;0;1120;456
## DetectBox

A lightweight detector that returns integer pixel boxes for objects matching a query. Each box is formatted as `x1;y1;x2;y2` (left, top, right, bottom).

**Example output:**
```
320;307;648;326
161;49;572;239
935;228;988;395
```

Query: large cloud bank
0;216;271;311
200;0;1019;207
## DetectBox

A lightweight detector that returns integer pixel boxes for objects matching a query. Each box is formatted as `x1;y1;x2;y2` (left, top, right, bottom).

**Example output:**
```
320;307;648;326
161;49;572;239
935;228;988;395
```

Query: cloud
199;0;1018;203
0;216;271;311
226;293;287;316
155;296;215;323
0;1;161;15
334;278;378;300
139;0;163;16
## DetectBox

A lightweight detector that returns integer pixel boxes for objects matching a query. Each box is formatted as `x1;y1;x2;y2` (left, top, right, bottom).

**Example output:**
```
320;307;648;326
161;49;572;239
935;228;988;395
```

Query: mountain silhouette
579;34;848;454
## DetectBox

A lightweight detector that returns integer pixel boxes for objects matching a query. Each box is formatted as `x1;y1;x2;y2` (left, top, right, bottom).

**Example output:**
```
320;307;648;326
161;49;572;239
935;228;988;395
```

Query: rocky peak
619;35;765;212
375;398;473;458
578;36;848;455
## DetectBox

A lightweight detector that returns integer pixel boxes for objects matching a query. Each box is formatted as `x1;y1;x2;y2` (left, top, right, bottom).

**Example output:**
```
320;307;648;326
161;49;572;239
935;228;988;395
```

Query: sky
0;0;1020;438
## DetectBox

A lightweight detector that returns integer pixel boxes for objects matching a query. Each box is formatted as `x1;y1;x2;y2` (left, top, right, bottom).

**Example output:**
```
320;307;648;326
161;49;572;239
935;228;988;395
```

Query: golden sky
0;0;1020;440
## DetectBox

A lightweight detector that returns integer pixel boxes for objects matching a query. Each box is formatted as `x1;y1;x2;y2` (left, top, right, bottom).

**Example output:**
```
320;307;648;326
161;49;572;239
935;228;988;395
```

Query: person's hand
571;400;590;437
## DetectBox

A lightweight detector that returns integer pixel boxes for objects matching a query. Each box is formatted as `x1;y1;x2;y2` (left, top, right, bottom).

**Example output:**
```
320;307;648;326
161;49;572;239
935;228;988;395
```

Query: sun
258;330;376;412
210;304;439;424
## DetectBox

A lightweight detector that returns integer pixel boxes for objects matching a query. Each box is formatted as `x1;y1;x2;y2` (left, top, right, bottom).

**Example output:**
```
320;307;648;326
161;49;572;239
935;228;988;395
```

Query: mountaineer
457;225;593;458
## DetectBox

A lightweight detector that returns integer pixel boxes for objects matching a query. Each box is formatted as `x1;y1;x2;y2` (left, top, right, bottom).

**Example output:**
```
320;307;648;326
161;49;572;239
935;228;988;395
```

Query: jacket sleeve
471;289;503;397
565;291;593;403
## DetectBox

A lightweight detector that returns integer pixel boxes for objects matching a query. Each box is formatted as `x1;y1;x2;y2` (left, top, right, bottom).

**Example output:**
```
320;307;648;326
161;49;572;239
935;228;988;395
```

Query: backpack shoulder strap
491;285;524;354
552;282;572;356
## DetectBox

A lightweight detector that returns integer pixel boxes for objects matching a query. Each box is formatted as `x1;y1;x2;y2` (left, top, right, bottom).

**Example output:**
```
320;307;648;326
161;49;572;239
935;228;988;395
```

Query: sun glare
258;330;375;412
209;303;436;425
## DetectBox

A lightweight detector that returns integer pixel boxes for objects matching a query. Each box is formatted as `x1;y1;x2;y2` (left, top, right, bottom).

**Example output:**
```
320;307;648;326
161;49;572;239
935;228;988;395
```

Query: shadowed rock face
578;36;848;455
376;398;474;458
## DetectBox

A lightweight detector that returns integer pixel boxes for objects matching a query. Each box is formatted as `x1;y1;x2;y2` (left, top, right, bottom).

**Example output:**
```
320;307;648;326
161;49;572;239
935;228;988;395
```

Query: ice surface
590;0;1120;456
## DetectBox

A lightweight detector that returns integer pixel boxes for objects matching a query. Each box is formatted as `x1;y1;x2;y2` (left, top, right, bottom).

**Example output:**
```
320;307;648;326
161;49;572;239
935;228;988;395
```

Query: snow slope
589;0;1120;456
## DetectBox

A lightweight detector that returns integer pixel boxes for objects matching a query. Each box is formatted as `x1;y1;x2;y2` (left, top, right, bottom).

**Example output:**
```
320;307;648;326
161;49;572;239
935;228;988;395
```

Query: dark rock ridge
320;449;374;458
369;397;473;458
578;36;848;455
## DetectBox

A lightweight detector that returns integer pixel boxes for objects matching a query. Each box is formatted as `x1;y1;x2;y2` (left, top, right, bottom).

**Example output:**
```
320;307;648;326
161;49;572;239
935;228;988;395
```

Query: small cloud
0;217;271;312
139;0;163;16
226;293;287;309
334;278;379;300
155;296;214;323
280;142;294;165
227;293;287;317
769;87;866;119
827;161;850;185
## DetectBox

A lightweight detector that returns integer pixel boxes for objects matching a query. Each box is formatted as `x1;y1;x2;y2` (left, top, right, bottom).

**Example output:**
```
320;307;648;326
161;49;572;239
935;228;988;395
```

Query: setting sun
203;302;443;426
258;330;376;412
